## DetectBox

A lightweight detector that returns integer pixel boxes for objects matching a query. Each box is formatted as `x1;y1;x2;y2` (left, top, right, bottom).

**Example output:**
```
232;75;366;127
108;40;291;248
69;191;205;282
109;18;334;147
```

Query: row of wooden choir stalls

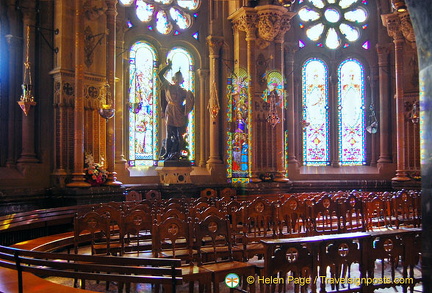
0;187;421;293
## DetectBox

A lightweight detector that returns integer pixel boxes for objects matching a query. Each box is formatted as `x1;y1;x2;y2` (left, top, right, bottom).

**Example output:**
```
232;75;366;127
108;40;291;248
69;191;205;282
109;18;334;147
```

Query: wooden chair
124;190;142;202
241;197;277;260
120;209;153;256
193;214;256;293
200;188;217;200
153;216;212;292
145;189;162;201
338;194;365;232
310;193;340;235
276;195;308;238
364;196;391;230
74;211;112;256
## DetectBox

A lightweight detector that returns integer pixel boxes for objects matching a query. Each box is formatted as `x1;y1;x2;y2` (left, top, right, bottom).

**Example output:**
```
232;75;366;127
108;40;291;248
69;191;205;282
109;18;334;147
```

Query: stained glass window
128;41;159;167
302;58;329;166
298;0;368;49
166;47;196;163
227;68;250;181
338;59;366;165
121;0;201;35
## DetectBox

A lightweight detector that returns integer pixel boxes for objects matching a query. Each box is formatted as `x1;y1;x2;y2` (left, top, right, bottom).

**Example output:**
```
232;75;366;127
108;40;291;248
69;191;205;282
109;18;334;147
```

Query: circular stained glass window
298;0;368;49
121;0;201;35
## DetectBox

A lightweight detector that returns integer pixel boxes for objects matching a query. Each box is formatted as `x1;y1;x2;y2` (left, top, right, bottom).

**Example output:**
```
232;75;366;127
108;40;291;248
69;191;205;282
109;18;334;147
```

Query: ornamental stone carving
382;13;403;40
257;12;283;42
399;12;416;47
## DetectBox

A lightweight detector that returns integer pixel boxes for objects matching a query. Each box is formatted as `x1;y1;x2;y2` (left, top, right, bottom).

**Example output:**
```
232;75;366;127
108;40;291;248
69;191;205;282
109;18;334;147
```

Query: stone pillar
376;44;392;165
206;36;224;166
404;0;432;290
285;42;298;169
104;0;122;186
67;0;91;187
382;13;410;181
114;8;127;174
18;3;38;164
230;8;259;182
5;32;19;168
197;68;209;168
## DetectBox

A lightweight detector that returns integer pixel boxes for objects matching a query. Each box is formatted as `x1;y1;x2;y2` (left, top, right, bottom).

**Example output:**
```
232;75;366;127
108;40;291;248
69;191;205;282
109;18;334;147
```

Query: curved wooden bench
0;266;98;293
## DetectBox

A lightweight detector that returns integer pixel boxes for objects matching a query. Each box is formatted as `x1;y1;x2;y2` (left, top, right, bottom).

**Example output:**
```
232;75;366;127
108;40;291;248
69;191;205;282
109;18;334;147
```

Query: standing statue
158;60;194;161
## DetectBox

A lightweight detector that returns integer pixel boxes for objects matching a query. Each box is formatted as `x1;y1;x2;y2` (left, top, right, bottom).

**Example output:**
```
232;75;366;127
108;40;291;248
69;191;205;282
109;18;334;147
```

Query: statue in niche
158;60;194;161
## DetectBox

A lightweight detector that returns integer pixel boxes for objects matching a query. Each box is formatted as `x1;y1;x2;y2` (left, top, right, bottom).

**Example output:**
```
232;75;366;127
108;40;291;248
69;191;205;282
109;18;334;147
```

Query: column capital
206;36;224;57
381;13;403;40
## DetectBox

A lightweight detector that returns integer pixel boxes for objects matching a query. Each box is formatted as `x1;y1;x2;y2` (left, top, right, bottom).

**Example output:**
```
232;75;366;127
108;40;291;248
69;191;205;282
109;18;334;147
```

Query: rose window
298;0;368;49
120;0;201;35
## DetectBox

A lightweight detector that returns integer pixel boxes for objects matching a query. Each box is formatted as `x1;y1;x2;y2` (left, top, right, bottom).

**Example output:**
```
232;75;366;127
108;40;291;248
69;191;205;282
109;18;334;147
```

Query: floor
45;245;423;293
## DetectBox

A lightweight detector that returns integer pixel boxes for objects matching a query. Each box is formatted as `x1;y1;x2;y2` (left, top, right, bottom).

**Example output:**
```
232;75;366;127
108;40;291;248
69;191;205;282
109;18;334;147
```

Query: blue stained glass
227;68;250;179
338;59;366;165
299;40;306;48
302;58;329;166
192;32;199;40
362;41;369;49
128;41;159;165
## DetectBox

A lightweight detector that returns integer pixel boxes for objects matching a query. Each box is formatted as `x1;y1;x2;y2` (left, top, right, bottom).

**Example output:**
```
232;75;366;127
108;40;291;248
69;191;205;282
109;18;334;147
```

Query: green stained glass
227;68;250;179
338;59;365;165
302;58;329;166
128;41;159;165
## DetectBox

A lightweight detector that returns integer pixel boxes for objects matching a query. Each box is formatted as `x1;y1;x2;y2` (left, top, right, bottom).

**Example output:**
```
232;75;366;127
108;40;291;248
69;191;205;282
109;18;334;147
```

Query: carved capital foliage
382;13;403;40
257;12;283;42
234;13;258;38
207;36;224;56
399;12;416;47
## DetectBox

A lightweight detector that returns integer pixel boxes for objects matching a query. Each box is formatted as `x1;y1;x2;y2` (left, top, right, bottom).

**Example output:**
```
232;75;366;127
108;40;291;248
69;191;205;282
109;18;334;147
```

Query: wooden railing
261;228;422;293
0;245;182;293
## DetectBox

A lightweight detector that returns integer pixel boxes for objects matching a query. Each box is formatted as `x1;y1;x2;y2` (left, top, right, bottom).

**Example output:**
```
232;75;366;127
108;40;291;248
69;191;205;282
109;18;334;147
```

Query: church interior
1;0;432;292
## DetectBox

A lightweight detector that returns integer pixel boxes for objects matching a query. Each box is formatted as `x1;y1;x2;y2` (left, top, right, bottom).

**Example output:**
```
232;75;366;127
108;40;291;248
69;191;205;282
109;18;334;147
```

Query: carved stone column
104;0;122;186
269;11;293;183
230;8;259;182
376;44;392;165
285;42;299;168
382;13;410;181
17;3;39;164
114;7;127;175
197;68;209;168
206;36;224;166
67;0;91;187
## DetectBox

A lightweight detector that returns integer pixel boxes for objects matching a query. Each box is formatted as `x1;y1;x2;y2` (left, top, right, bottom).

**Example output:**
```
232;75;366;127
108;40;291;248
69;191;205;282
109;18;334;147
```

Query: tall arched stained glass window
338;59;366;165
166;47;196;163
302;58;329;166
128;41;159;167
227;68;250;182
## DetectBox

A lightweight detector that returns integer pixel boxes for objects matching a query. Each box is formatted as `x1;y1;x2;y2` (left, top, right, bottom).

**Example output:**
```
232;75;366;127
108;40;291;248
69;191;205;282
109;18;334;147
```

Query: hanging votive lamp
18;25;36;116
99;83;115;121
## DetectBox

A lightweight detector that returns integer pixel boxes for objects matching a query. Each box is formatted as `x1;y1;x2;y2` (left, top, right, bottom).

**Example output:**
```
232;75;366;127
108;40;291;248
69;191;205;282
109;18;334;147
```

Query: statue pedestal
156;160;193;185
